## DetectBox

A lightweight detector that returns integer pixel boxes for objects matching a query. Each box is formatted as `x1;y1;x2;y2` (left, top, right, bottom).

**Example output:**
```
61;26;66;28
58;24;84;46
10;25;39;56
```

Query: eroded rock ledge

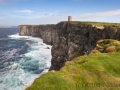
18;21;120;70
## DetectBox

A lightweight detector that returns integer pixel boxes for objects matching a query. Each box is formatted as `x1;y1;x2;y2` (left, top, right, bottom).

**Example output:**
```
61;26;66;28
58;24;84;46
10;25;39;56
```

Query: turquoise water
0;29;51;90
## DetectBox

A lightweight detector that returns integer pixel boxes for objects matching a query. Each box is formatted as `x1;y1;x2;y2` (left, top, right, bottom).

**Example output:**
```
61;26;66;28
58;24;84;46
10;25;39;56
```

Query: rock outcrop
18;22;120;70
19;25;57;45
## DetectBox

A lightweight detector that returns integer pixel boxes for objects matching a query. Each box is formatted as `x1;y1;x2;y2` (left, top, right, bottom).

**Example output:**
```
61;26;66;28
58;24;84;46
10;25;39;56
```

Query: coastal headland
19;21;120;70
19;21;120;90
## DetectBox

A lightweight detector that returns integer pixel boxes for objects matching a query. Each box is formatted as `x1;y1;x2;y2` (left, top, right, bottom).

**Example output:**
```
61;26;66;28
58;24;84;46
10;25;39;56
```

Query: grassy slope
26;39;120;90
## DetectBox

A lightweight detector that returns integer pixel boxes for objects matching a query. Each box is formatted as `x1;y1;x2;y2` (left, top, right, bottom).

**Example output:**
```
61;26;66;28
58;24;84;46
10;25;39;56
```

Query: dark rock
46;47;50;49
18;22;120;71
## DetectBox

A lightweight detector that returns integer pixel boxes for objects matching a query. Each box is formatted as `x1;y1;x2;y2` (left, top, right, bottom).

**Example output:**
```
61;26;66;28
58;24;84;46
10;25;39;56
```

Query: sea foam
0;33;52;90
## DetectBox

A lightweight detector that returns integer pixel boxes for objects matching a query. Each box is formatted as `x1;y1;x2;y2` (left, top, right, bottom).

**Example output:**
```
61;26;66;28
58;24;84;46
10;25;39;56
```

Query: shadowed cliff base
19;21;120;71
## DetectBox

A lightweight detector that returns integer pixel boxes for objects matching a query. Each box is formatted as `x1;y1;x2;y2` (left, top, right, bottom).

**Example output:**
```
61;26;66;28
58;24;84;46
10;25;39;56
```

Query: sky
0;0;120;26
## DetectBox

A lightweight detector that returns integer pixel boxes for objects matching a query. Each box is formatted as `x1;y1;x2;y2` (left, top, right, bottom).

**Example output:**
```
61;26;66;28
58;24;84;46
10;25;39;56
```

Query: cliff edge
18;21;120;70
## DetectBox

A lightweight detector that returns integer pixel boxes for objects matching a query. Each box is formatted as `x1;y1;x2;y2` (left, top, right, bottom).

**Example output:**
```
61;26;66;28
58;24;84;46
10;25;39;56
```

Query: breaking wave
0;33;52;90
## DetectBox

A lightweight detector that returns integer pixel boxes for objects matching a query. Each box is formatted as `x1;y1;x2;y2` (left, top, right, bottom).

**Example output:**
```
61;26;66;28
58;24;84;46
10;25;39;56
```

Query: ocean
0;28;52;90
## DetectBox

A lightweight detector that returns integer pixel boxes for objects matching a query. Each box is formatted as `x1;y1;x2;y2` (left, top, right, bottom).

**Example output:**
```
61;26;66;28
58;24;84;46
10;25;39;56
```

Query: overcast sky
0;0;120;26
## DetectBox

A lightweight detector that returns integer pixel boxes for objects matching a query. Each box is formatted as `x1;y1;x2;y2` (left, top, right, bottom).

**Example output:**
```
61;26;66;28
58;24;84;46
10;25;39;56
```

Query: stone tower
68;16;72;21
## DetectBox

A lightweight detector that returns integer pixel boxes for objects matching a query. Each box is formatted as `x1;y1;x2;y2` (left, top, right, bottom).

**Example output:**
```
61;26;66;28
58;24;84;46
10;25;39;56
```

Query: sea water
0;28;52;90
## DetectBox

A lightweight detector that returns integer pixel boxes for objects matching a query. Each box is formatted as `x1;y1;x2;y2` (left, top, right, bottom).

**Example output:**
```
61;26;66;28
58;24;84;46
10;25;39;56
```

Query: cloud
0;0;8;5
55;11;59;13
0;0;31;5
11;10;58;19
0;13;4;16
40;12;56;17
0;15;67;26
14;10;34;14
78;9;120;18
0;13;6;18
63;10;75;14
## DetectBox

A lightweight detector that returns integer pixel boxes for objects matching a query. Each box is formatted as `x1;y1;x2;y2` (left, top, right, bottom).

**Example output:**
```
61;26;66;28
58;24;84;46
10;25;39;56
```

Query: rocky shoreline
18;21;120;70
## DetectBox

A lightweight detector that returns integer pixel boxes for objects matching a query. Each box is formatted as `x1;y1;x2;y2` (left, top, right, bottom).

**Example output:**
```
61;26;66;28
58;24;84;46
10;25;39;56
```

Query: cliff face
18;22;120;70
18;25;57;45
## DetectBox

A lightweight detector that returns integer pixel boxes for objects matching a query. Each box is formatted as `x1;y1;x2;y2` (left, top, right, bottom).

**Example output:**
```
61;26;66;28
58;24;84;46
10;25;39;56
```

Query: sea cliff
18;21;120;70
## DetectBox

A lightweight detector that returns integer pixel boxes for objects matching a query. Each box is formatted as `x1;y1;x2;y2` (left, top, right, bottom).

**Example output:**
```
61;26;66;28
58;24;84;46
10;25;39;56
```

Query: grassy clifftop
26;39;120;90
70;21;120;29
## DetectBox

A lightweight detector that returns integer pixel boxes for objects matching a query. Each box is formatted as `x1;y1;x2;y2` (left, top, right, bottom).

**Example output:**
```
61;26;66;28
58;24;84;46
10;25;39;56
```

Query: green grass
26;39;120;90
69;21;120;29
